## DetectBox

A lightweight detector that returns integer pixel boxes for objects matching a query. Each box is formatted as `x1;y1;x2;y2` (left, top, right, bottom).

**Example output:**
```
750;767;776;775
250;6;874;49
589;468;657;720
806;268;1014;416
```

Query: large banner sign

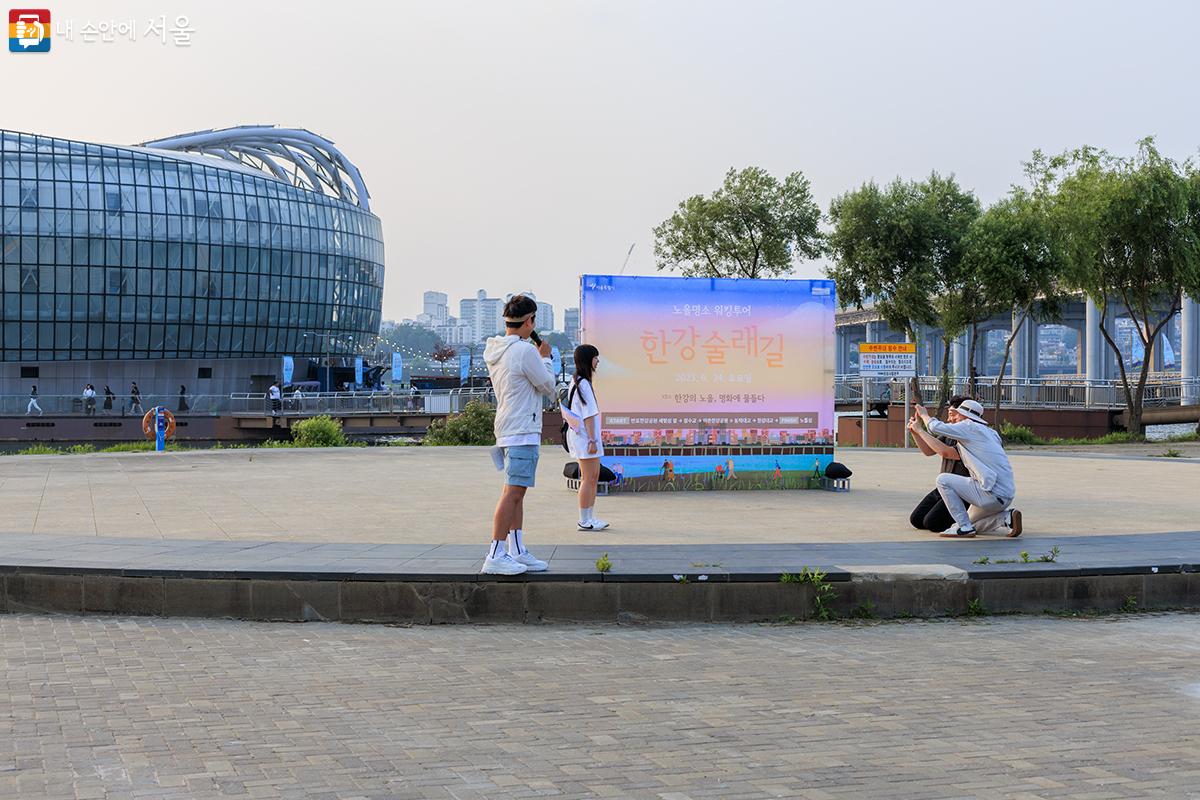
580;275;836;490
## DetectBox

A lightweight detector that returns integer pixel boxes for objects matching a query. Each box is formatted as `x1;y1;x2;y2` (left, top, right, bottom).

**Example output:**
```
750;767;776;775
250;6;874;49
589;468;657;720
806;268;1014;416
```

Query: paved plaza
0;445;1195;544
2;612;1199;799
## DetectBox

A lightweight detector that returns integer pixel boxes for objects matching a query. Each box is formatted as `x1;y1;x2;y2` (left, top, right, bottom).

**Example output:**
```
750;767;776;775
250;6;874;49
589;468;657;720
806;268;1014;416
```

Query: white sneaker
481;552;528;575
514;551;548;571
577;519;611;531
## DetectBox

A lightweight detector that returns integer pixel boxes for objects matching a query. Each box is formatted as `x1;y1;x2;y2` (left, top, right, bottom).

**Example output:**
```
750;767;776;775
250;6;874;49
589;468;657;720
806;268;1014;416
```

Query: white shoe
513;551;548;571
481;552;528;575
577;519;611;531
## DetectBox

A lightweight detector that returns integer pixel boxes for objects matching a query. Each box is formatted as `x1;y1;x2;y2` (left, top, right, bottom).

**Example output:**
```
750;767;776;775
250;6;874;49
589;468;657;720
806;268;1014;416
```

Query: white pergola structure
141;125;372;212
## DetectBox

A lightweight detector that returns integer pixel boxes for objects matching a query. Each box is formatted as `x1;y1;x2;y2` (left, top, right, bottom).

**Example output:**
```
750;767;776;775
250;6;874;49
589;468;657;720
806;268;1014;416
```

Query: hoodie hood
484;334;522;366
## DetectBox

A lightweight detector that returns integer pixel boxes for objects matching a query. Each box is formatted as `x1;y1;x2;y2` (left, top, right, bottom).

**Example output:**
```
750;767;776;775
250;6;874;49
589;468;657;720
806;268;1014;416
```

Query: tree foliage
960;189;1067;422
653;167;823;279
423;400;497;446
826;173;979;407
291;415;348;448
1036;138;1200;432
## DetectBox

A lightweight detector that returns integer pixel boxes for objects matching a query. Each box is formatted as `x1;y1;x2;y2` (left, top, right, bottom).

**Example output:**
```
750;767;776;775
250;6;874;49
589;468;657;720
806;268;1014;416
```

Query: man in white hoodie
480;294;556;575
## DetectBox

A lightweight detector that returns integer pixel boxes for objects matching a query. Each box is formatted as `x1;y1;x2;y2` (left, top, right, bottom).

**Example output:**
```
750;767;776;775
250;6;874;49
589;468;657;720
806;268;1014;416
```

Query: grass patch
1001;422;1146;447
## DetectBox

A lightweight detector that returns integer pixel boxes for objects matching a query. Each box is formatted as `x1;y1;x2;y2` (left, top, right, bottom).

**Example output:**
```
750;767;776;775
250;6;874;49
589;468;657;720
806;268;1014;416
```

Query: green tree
960;189;1067;425
423;400;496;446
653;167;823;278
1039;139;1200;433
826;173;979;409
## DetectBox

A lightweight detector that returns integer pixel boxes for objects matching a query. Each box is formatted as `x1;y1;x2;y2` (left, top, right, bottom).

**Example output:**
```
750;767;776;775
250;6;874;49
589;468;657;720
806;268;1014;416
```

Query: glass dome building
0;125;383;399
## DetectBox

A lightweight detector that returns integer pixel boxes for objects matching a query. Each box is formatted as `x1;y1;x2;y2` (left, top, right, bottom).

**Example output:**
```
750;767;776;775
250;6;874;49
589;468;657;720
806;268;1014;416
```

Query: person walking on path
562;344;609;531
907;395;972;533
82;384;96;416
129;382;144;417
26;385;42;416
480;294;555;575
915;399;1022;538
269;381;282;416
102;386;115;414
177;385;190;413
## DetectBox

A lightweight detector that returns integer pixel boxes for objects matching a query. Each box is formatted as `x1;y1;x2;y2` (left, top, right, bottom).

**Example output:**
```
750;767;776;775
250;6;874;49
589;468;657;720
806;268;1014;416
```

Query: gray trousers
935;473;1011;533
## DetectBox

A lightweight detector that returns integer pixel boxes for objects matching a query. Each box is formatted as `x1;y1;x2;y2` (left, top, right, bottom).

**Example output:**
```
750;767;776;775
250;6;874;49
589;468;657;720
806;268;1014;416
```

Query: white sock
488;539;507;559
507;529;526;556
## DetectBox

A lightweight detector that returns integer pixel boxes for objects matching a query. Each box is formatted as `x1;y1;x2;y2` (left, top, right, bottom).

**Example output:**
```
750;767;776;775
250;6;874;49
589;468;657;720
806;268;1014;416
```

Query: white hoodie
483;334;556;444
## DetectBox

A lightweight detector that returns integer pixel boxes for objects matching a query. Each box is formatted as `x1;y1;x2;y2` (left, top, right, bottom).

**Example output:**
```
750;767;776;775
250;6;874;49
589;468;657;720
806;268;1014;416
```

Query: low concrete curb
2;568;1196;624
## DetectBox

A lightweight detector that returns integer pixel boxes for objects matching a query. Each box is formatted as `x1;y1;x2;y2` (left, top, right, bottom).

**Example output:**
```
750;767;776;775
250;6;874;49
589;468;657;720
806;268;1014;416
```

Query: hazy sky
8;0;1200;323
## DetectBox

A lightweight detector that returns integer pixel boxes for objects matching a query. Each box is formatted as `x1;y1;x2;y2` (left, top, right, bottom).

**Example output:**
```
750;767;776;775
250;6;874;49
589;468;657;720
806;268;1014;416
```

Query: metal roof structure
141;125;372;211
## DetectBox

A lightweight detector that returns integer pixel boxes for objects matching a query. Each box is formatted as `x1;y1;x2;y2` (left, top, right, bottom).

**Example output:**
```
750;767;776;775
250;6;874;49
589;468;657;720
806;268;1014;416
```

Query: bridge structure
834;293;1200;406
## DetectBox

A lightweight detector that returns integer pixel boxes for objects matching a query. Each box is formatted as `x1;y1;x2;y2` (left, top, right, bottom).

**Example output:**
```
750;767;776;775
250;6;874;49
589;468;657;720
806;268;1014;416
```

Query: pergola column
1182;294;1199;405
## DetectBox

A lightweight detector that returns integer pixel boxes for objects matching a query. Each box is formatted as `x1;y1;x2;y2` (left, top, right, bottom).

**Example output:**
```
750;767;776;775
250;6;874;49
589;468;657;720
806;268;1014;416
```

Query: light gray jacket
483;335;555;440
926;419;1017;501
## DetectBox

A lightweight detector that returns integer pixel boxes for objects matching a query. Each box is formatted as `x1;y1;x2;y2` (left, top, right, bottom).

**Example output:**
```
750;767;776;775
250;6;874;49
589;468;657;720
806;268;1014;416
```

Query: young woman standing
565;344;609;531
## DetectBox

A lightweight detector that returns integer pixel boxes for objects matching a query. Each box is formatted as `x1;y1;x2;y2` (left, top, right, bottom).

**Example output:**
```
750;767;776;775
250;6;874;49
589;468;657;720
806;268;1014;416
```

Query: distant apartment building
460;290;504;342
423;291;449;325
434;321;474;346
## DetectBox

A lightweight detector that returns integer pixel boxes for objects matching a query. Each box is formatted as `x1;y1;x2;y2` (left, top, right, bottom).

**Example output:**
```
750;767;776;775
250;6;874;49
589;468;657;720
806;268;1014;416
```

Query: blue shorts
502;444;539;488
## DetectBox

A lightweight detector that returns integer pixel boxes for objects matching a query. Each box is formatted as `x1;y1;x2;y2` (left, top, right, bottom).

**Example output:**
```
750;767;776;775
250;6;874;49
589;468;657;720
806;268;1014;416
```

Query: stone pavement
0;446;1194;544
3;612;1200;799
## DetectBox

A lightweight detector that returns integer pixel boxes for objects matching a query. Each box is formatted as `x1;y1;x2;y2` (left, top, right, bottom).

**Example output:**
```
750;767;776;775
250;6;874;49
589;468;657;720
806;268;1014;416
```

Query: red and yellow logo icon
9;8;50;52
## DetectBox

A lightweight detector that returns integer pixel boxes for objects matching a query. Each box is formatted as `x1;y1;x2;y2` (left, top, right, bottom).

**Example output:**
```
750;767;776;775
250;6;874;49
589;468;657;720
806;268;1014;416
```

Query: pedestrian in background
26;385;43;416
178;385;190;413
102;386;115;414
129;382;144;416
83;384;96;416
269;380;282;416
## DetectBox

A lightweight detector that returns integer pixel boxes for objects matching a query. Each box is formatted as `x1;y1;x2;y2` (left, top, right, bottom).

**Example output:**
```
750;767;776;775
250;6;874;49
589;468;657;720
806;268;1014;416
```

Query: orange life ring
142;407;176;440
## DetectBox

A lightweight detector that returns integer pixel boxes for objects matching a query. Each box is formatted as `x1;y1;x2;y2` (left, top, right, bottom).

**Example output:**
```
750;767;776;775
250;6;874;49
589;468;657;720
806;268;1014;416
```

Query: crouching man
914;399;1022;538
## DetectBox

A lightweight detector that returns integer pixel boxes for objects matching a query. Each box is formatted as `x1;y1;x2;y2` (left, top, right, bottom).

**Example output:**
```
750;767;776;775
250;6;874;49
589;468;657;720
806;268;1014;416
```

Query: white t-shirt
269;385;281;401
565;378;603;459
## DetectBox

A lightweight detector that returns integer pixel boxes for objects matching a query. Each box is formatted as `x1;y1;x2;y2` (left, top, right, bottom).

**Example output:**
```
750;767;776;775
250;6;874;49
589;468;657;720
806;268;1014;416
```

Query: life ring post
142;407;177;451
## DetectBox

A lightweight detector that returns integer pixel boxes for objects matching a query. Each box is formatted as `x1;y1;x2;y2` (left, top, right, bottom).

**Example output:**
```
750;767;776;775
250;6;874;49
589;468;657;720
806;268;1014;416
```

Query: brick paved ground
3;613;1200;799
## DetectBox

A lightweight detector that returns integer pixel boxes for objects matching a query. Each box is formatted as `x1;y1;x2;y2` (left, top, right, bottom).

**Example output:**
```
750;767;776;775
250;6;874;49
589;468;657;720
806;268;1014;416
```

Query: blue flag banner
281;356;294;385
355;357;364;386
551;346;561;378
459;351;471;384
392;352;404;384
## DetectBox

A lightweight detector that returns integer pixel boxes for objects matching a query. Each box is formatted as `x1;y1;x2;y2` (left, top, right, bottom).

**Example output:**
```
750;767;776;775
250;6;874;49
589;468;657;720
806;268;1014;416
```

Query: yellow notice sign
858;343;916;354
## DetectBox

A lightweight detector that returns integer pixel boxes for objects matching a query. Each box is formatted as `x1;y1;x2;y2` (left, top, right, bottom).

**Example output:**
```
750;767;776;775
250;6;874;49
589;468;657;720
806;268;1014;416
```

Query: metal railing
3;393;234;417
228;387;496;417
835;375;1200;409
2;388;498;418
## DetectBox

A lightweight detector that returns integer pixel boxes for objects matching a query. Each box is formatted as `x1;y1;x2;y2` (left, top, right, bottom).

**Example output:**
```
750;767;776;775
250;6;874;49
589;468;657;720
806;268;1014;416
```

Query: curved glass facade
0;129;383;363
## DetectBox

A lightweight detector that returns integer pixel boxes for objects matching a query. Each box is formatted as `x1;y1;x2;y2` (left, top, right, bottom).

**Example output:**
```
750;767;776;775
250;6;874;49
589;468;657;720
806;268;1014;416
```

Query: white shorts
567;429;604;460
